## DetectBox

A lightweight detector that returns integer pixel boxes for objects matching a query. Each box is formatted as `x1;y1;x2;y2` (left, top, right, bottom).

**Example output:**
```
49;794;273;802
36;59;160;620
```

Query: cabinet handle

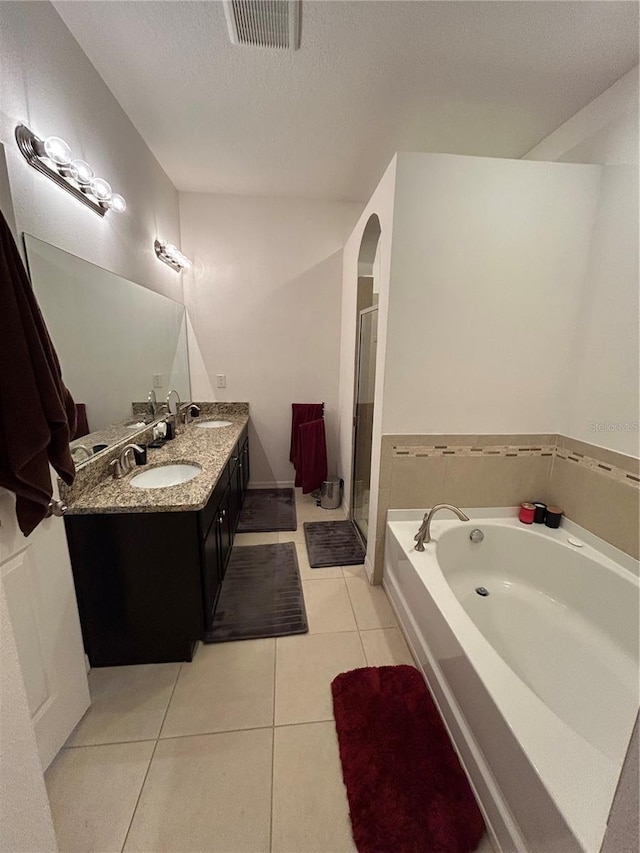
239;463;243;469
222;509;226;517
232;455;238;462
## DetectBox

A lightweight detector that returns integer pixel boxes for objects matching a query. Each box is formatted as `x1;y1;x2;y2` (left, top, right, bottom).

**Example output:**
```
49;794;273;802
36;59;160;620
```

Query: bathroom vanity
63;413;250;666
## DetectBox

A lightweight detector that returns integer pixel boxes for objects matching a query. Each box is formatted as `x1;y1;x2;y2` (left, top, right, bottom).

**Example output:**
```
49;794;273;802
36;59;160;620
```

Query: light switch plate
153;373;163;388
216;374;226;388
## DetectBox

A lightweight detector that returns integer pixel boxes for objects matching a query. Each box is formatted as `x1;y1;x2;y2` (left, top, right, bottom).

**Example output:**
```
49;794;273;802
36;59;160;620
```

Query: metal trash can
320;476;343;510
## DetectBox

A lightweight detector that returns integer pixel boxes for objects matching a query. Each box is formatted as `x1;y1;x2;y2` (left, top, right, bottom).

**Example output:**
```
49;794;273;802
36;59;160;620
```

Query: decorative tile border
554;447;640;488
393;443;556;458
392;442;639;489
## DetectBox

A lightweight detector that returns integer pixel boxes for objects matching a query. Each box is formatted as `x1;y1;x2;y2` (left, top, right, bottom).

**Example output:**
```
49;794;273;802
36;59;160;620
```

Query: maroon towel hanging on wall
290;402;324;486
74;403;90;439
0;209;77;535
298;418;328;494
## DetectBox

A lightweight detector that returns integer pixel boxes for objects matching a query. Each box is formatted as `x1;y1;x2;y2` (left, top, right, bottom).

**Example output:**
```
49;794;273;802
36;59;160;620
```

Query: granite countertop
65;412;249;515
71;418;151;458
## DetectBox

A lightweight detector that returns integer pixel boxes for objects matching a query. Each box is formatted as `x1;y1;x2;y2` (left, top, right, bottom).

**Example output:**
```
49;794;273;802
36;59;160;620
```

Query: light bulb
89;177;112;202
69;159;94;185
109;193;127;213
43;136;72;166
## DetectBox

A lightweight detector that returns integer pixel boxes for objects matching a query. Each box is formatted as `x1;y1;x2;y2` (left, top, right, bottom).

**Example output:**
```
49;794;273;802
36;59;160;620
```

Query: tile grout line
269;636;278;853
119;662;183;853
343;574;369;665
156;723;277;741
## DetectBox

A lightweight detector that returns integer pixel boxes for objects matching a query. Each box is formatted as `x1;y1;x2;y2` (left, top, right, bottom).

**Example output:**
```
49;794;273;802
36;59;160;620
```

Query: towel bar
47;499;68;517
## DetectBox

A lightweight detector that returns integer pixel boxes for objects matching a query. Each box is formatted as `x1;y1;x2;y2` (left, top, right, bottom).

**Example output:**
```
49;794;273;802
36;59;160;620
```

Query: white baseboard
248;480;295;489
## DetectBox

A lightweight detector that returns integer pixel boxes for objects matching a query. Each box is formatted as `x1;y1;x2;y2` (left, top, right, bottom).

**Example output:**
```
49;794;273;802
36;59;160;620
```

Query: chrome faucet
109;443;144;479
145;390;157;423
179;402;201;425
414;504;470;551
71;444;92;461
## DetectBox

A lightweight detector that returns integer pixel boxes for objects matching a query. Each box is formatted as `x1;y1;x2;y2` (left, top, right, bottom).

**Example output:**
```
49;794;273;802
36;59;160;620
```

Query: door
0;480;90;770
218;486;233;576
350;307;378;543
241;439;250;493
229;451;241;536
202;514;222;631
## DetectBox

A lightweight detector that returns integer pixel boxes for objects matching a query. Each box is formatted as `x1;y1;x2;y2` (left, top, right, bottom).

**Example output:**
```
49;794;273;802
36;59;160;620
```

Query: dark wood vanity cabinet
65;429;249;666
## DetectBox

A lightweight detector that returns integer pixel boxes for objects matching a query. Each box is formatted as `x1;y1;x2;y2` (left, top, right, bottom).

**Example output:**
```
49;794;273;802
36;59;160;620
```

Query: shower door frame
350;305;378;546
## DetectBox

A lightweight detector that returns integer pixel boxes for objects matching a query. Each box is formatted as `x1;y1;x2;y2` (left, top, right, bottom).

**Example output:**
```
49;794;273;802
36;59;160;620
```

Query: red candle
519;502;535;524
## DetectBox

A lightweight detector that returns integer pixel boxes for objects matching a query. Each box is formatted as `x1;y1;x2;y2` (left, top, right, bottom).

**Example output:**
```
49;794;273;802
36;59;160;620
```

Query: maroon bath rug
331;665;485;853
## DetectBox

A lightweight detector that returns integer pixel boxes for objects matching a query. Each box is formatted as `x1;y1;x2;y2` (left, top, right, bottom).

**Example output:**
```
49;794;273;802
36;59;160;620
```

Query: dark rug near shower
205;542;307;643
332;665;485;853
237;488;297;533
304;520;365;567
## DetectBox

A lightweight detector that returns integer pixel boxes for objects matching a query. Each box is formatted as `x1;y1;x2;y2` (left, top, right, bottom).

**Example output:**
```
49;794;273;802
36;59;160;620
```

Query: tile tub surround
372;433;639;581
62;410;249;515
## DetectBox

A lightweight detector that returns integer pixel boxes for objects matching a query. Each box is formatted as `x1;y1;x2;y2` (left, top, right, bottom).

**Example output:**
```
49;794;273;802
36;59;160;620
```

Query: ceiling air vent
223;0;301;50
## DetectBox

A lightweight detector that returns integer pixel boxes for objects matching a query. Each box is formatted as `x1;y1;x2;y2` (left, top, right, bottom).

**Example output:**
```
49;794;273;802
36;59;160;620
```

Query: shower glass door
351;306;378;543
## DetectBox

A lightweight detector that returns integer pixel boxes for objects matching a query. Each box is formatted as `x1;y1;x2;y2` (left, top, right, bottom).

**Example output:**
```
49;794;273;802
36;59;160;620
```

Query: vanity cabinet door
240;438;250;494
202;516;221;631
218;485;233;576
228;450;241;536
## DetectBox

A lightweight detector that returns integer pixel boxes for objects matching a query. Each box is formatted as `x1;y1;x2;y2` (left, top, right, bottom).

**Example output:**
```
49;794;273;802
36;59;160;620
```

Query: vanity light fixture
15;124;127;217
154;239;192;273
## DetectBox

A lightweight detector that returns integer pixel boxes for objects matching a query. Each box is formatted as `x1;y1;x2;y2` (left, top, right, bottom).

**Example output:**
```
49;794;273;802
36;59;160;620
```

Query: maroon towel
0;209;76;536
290;402;324;486
298;418;328;494
74;404;90;439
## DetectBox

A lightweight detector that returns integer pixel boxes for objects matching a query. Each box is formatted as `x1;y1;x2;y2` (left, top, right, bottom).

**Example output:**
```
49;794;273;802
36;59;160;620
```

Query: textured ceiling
53;0;638;201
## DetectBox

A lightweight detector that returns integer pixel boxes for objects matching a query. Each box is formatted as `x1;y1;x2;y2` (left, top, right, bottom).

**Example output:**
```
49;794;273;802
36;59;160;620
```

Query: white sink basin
195;420;233;429
130;463;202;489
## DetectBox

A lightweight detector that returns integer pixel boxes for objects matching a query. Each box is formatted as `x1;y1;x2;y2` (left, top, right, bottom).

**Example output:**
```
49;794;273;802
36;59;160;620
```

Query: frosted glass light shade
44;136;72;166
109;193;127;213
90;177;112;202
70;159;94;185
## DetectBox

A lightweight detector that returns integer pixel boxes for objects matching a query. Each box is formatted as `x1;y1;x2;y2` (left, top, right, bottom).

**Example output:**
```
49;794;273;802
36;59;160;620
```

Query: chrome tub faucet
414;504;470;551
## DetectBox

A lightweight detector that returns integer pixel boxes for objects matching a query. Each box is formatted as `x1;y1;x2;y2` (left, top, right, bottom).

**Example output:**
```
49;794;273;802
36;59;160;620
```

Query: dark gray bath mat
205;542;308;643
237;488;297;533
304;520;366;568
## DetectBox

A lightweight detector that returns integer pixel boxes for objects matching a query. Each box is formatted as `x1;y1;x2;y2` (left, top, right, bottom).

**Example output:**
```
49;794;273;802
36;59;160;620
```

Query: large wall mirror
24;234;190;462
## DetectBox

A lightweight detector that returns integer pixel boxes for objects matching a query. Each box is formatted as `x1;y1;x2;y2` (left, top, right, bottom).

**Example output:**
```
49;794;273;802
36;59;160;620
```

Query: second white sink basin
130;464;202;489
195;420;233;429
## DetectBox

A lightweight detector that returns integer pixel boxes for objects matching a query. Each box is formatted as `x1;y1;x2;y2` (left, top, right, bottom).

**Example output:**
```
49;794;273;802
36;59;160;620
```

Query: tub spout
414;504;470;551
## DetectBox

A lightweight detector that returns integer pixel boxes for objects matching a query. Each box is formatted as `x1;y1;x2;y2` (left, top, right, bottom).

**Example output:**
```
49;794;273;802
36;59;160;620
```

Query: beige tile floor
46;488;492;853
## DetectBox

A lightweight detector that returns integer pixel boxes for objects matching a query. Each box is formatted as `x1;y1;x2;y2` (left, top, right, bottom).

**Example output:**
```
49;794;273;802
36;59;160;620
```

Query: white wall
338;152;602;568
180;193;361;485
525;67;639;458
382;153;602;435
0;1;182;302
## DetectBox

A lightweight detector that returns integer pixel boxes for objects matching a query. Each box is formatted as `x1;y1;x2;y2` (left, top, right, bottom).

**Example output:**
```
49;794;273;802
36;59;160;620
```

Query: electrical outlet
216;374;226;389
153;373;163;388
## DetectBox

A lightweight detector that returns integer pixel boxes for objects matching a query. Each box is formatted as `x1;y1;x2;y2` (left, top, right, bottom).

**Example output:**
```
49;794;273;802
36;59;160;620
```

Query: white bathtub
384;508;639;853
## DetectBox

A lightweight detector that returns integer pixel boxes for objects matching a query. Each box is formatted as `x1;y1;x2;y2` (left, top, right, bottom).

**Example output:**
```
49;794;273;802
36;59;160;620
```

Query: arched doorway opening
351;214;381;543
